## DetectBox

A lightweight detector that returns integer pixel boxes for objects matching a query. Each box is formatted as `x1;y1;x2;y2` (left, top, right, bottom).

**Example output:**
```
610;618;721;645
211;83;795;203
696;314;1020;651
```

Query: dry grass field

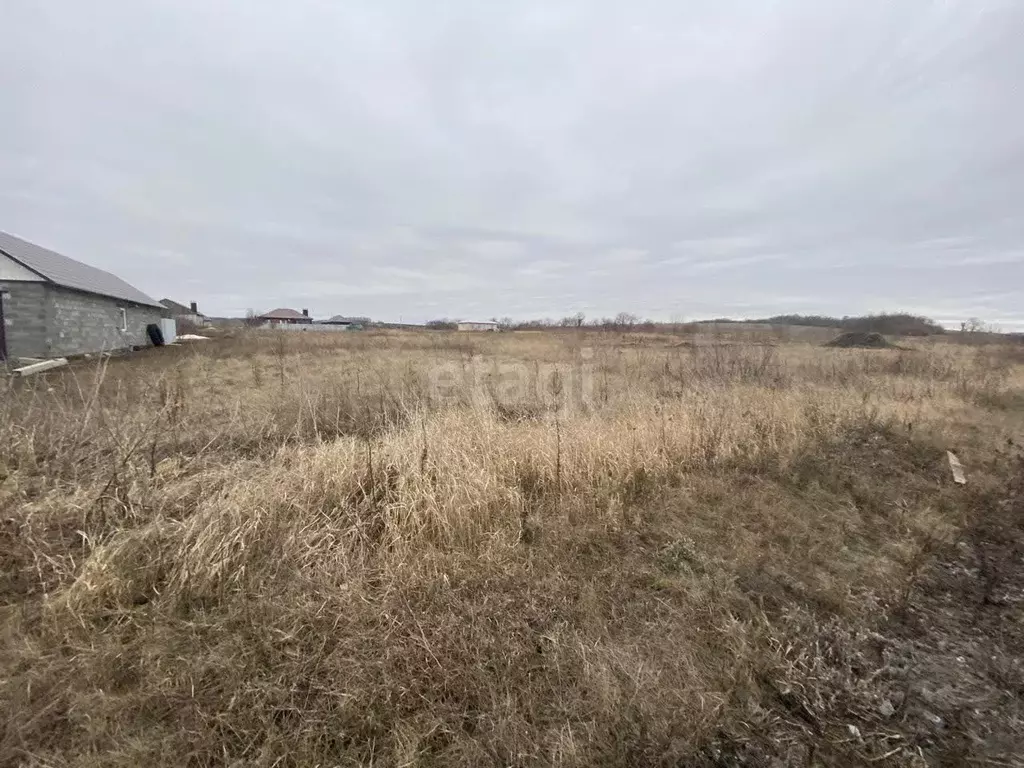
2;328;1023;766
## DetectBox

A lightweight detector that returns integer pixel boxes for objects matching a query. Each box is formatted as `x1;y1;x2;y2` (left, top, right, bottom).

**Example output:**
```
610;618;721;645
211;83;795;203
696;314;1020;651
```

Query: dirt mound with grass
824;331;896;349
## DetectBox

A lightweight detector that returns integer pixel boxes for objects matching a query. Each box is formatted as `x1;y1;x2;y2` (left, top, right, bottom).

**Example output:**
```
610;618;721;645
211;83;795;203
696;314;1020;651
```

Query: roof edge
0;246;51;282
51;282;165;309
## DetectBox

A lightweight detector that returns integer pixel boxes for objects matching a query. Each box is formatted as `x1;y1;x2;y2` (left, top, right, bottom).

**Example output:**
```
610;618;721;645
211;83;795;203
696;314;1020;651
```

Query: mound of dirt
824;331;895;349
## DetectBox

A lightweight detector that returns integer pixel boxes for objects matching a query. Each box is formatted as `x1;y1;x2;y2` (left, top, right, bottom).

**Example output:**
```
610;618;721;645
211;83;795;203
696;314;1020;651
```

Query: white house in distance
457;320;499;332
257;308;312;326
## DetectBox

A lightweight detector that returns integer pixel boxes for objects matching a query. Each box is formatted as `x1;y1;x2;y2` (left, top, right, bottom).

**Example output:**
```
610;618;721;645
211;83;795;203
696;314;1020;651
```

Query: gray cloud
3;0;1023;326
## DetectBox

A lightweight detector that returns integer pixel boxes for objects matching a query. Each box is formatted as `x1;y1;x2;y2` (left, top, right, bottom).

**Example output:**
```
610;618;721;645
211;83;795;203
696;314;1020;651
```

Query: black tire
147;323;165;347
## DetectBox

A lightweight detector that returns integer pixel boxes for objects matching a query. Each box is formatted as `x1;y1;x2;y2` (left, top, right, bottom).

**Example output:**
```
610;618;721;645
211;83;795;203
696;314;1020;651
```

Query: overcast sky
3;1;1023;327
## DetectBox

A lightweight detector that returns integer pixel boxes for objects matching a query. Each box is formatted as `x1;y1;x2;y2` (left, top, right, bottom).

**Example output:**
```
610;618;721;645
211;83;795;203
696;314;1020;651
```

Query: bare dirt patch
681;429;1024;766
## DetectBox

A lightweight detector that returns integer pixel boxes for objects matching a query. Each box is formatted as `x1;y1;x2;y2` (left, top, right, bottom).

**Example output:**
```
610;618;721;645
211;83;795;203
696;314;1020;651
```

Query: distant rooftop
259;308;307;319
160;298;204;316
321;315;365;324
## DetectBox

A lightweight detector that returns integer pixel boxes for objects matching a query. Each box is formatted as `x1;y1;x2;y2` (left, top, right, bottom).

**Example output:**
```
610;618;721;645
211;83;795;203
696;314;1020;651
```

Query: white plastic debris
946;451;966;485
14;358;68;376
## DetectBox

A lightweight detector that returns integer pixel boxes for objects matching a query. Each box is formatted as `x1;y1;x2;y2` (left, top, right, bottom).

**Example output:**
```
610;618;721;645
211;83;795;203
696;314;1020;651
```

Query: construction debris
13;358;68;376
947;451;966;484
176;334;210;342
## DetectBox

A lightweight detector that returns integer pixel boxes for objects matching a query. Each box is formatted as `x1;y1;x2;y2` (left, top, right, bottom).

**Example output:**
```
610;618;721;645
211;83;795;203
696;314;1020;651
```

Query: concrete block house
0;231;163;361
159;298;208;328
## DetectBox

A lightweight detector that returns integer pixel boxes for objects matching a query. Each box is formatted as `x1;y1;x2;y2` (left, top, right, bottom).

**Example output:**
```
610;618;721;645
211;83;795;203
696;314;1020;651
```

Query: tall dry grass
1;329;1022;765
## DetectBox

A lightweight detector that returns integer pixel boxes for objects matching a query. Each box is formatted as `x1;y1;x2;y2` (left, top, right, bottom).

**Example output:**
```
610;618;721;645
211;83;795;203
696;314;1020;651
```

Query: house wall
175;313;206;327
261;318;312;326
49;286;163;357
162;306;207;327
0;281;49;359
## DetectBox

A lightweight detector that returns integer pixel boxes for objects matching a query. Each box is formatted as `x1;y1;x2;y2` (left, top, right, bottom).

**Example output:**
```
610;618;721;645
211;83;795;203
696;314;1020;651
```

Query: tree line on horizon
425;312;949;336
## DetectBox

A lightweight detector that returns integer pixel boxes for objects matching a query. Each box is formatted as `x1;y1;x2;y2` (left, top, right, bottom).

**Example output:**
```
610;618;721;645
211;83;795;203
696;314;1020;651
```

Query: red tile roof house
257;308;312;326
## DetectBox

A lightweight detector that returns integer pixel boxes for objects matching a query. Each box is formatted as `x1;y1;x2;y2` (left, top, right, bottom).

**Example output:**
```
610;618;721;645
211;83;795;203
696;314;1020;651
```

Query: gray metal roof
160;298;204;315
0;230;161;307
160;298;190;313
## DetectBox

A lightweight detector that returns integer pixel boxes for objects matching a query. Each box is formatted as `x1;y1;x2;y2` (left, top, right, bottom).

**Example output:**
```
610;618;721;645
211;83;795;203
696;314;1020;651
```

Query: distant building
258;308;312;325
318;315;366;330
457;320;499;332
160;298;208;327
0;230;163;360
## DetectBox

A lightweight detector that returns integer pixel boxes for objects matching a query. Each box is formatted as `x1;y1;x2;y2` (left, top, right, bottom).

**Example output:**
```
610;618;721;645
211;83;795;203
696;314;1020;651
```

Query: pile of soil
824;331;896;349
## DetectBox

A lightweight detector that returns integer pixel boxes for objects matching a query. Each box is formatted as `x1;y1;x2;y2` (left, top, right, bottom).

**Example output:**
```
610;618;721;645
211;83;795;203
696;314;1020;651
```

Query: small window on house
119;308;127;332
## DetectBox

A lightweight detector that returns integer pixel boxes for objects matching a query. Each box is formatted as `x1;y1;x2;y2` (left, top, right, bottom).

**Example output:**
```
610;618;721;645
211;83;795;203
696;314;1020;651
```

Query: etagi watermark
426;348;597;411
